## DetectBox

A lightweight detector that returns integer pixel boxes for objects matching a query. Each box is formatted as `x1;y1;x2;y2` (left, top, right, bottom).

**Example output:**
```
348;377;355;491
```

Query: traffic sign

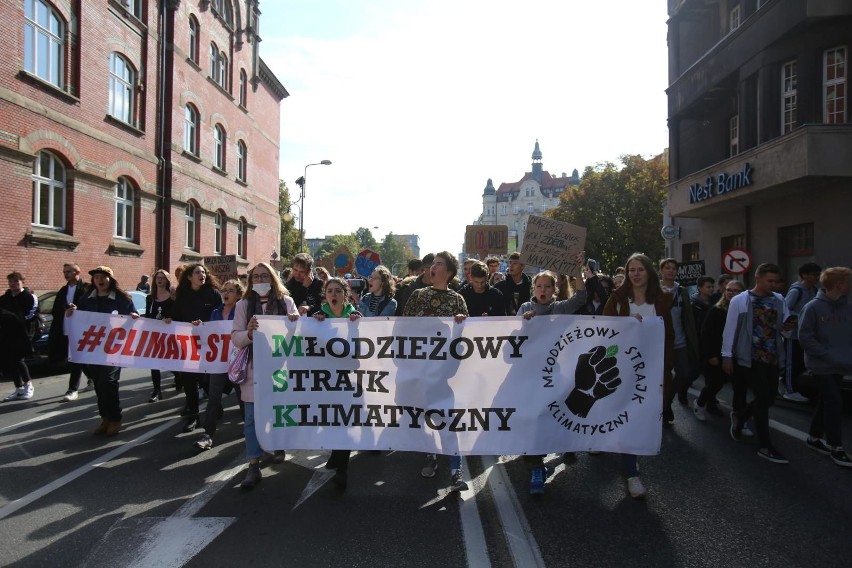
722;247;752;275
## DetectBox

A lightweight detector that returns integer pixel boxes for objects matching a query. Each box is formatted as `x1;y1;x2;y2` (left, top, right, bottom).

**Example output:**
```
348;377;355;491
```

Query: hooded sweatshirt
785;280;818;339
797;290;852;374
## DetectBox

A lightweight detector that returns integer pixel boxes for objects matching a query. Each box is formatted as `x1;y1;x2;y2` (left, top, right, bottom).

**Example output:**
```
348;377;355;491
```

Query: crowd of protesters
2;250;850;499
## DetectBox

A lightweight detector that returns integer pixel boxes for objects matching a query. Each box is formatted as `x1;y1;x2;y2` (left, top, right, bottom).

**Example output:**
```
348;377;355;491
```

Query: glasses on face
252;272;272;281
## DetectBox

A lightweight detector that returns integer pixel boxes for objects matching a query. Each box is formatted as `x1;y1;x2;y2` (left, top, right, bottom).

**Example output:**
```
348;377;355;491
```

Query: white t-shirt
66;284;77;306
629;300;657;319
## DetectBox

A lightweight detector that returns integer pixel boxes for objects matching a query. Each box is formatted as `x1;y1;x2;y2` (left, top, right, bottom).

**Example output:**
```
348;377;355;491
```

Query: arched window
184;104;199;155
185;201;198;250
32;150;66;229
218;51;228;89
114;177;135;240
237;140;247;182
188;15;200;64
212;0;234;28
109;53;136;124
239;69;247;107
24;0;65;87
213;124;226;170
237;217;246;258
213;210;225;254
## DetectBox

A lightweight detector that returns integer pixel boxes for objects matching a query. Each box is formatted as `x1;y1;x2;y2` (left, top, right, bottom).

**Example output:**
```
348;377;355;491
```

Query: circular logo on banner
537;324;651;438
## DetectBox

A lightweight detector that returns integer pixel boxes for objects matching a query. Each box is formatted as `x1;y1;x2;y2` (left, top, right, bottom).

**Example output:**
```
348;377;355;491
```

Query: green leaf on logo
606;345;619;358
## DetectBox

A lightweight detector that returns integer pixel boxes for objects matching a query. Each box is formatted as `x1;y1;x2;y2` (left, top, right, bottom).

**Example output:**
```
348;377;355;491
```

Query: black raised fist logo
565;345;621;418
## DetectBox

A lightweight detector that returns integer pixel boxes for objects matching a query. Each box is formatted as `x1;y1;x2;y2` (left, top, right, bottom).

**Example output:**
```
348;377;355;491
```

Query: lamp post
295;160;332;253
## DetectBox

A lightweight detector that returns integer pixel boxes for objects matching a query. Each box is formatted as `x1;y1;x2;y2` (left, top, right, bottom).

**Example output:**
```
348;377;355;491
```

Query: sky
260;0;670;257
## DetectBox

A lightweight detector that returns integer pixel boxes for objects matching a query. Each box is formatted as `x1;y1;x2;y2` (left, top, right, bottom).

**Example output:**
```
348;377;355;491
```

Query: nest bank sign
688;163;754;204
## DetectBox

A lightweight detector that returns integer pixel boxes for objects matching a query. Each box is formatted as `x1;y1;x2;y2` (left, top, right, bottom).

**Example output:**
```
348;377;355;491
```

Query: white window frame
124;0;142;19
730;114;739;156
824;46;847;124
185;202;197;250
213;211;223;254
729;4;741;33
184;104;199;155
114;177;135;240
213;124;225;170
239;69;247;107
23;0;64;87
32;150;66;229
782;60;797;134
237;140;247;182
237;218;245;258
109;53;135;124
218;51;228;89
188;16;199;64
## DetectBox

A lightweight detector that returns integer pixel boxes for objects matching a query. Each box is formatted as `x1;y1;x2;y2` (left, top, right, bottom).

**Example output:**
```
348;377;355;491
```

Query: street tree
316;234;361;261
278;180;301;262
547;153;668;273
355;227;378;250
380;233;415;276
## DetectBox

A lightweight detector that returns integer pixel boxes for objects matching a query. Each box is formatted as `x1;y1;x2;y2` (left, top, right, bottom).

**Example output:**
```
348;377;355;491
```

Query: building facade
0;0;286;291
666;0;852;282
477;141;579;253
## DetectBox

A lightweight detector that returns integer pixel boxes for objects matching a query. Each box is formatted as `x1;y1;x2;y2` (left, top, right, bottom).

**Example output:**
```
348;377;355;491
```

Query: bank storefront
666;125;852;283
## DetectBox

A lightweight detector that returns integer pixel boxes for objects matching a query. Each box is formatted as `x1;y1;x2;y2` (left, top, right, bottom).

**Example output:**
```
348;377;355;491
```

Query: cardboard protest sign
519;215;587;274
465;225;509;258
203;254;238;282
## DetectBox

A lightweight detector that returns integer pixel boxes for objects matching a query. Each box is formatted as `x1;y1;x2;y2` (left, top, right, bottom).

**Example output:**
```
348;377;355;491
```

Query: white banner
66;311;233;373
253;315;664;456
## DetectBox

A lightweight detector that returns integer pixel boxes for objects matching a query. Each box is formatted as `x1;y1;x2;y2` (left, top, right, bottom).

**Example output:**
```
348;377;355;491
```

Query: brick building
665;0;852;281
476;141;580;253
0;0;287;291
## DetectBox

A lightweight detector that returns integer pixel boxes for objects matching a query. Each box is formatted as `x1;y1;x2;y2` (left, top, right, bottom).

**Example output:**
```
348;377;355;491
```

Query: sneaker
692;399;707;422
194;434;213;451
830;448;852;468
806;437;833;456
3;388;24;402
530;467;546;495
663;405;674;427
627;476;647;499
62;390;78;402
271;450;286;464
705;402;724;417
421;454;438;478
450;470;468;492
742;419;755;437
729;412;743;442
782;391;809;403
757;447;789;464
148;390;161;403
22;383;34;399
240;463;262;489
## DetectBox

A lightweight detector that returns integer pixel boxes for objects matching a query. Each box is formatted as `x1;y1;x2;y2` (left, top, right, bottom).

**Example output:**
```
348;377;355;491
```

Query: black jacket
173;286;222;322
48;280;88;363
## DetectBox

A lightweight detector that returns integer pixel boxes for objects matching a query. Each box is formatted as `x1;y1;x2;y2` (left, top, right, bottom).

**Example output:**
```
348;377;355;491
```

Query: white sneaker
22;383;35;400
4;388;24;402
627;476;647;499
692;399;707;422
742;419;755;437
62;390;78;402
421;454;438;478
782;391;808;403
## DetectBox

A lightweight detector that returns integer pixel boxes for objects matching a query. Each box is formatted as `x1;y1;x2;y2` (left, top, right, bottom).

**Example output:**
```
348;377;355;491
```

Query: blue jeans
243;402;263;461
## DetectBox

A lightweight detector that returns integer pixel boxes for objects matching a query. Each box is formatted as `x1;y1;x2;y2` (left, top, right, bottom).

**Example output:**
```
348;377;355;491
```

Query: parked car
129;291;148;316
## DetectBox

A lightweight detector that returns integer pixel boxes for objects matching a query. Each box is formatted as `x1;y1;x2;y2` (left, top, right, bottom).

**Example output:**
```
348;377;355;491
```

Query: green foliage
316;234;362;260
379;233;415;275
278;180;301;262
547;154;668;274
355;227;378;250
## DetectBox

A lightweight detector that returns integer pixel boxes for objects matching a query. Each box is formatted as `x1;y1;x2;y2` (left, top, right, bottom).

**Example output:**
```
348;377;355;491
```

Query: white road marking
0;417;181;521
0;410;66;435
458;456;492;568
480;455;545;568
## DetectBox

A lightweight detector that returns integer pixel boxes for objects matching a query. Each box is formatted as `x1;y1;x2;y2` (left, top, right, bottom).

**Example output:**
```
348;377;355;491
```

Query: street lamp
295;160;332;253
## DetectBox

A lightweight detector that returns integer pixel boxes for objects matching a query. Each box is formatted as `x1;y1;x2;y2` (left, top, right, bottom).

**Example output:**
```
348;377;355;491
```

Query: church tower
531;139;543;183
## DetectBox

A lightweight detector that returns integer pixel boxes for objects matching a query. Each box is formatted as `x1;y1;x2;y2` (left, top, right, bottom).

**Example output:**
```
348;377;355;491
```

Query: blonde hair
820;267;852;291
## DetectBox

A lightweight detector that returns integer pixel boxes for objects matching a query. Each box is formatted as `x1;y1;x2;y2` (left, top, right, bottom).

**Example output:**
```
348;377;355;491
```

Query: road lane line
480;455;545;568
0;410;66;435
459;456;491;568
0;417;180;521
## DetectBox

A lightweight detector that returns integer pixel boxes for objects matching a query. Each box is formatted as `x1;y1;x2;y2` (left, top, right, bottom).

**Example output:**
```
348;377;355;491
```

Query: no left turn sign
722;247;752;275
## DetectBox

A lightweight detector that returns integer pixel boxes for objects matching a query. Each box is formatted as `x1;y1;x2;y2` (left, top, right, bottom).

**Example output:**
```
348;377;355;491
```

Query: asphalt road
1;367;850;568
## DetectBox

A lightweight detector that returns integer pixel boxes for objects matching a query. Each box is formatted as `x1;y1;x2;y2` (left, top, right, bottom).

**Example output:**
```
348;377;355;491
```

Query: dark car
27;290;57;365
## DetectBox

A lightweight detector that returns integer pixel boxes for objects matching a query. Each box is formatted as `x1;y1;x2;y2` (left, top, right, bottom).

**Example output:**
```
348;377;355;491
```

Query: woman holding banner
603;253;674;499
232;262;299;490
172;263;222;433
65;266;138;436
145;269;175;403
313;277;363;489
